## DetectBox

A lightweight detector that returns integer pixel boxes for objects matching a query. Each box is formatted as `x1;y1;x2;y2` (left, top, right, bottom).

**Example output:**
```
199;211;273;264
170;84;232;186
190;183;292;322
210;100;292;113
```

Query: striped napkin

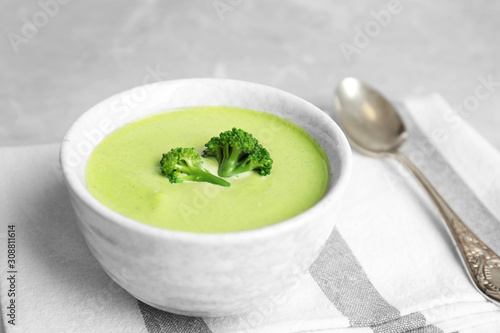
1;94;500;333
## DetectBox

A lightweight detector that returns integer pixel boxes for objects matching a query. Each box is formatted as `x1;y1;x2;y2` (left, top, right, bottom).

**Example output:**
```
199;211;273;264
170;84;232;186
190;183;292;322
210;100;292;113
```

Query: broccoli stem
181;166;230;187
218;147;242;177
230;160;256;175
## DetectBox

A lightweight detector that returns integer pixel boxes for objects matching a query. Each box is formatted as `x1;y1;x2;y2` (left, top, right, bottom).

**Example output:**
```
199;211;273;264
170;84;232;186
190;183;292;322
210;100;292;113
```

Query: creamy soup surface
85;107;329;233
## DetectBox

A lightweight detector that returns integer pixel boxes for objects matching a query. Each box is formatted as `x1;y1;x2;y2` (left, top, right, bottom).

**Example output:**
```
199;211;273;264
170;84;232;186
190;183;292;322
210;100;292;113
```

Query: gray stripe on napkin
397;104;500;255
138;301;213;333
310;228;443;332
410;326;447;333
373;314;442;333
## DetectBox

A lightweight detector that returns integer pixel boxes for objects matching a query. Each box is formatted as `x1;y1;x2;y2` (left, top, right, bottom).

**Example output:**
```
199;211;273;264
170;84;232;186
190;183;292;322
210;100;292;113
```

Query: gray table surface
1;0;499;150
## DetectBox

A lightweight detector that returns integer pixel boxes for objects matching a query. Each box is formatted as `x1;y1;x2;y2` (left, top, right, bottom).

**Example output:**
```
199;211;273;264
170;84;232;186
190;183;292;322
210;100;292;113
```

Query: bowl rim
60;78;352;243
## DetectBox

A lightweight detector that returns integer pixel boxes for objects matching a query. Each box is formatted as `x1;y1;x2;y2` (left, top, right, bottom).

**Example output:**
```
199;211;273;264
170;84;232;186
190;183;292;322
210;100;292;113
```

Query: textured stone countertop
1;0;500;149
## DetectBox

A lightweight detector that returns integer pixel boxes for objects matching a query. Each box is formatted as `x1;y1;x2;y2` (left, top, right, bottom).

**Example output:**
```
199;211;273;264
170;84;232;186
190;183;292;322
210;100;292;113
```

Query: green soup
85;107;329;233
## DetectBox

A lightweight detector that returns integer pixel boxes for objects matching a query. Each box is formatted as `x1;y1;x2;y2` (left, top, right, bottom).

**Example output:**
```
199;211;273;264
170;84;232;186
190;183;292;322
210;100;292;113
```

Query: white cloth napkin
1;94;500;333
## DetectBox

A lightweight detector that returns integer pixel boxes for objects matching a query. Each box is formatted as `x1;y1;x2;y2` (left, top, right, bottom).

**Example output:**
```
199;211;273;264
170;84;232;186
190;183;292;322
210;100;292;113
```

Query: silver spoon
334;77;500;306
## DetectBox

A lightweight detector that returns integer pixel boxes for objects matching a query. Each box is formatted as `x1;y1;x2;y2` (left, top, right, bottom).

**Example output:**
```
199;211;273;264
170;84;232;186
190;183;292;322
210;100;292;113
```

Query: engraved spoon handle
392;152;500;305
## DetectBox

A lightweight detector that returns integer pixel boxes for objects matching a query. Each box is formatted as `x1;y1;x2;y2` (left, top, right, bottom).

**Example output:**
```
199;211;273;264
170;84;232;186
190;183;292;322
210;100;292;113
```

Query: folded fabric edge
0;141;61;151
430;311;500;333
414;299;500;321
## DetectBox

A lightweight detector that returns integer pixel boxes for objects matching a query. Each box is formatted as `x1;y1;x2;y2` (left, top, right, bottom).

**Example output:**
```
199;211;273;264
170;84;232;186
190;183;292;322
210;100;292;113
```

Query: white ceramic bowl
60;78;351;317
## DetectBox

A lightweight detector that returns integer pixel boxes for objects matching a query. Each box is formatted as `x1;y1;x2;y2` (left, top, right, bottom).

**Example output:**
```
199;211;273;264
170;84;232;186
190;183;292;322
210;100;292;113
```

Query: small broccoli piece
160;147;230;187
202;128;273;177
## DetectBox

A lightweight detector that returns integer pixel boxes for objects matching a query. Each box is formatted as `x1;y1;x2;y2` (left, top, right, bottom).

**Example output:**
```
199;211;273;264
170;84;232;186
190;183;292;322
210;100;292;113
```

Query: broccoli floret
160;147;230;187
202;128;273;177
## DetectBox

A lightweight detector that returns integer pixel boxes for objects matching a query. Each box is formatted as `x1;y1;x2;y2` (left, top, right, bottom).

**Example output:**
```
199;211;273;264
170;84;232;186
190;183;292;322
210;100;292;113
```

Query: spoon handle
392;152;500;306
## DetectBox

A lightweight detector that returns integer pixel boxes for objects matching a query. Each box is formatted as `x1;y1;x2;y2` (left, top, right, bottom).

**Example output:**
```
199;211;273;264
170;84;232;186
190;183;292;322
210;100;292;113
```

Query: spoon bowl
334;77;407;157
